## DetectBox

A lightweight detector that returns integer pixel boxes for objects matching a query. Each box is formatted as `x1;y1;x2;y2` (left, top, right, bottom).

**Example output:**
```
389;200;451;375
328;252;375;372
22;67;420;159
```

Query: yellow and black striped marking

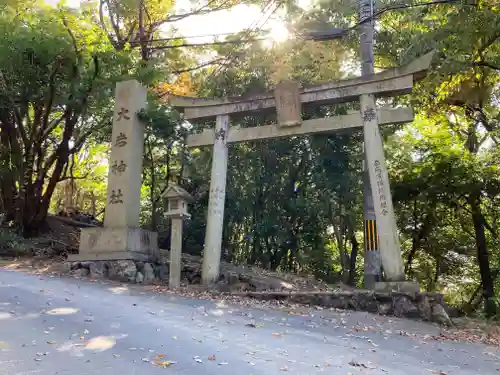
364;220;379;251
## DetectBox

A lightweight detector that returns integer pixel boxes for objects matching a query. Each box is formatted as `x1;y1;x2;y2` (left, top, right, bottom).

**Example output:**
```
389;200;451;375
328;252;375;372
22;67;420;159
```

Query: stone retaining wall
230;290;452;325
65;259;452;326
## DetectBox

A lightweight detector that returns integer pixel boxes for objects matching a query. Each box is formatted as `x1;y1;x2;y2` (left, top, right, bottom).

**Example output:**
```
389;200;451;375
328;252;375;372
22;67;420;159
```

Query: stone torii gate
170;53;433;285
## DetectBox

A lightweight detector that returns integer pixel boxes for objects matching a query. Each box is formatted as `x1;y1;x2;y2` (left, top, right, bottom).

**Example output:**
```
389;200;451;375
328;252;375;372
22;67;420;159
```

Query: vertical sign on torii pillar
169;52;433;286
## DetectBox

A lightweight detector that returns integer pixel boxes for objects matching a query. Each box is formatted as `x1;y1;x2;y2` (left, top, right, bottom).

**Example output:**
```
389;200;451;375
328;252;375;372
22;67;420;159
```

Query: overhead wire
150;0;471;81
133;0;472;50
205;0;283;82
298;0;473;40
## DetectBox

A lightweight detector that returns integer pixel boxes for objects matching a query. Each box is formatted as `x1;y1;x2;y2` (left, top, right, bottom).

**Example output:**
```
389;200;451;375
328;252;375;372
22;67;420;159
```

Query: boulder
226;271;239;285
89;262;105;278
417;295;432;321
79;262;93;270
154;264;169;282
108;260;137;282
135;271;144;284
214;281;231;293
70;268;89;278
431;303;453;326
378;302;392;315
62;262;72;273
393;295;420;318
239;274;295;292
135;261;145;274
143;263;155;284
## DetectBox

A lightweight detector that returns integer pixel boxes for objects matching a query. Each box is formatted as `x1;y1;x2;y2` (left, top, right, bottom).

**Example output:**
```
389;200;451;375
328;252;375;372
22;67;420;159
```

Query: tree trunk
469;191;496;317
346;216;358;286
0;118;17;220
25;115;76;236
90;193;97;217
250;178;264;265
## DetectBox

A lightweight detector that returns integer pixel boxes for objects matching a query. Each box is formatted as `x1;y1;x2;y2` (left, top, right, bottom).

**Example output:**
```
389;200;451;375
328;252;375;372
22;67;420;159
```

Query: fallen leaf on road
46;341;56;344
427;370;448;375
153;360;176;368
352;326;375;333
0;341;8;348
155;354;165;360
113;354;120;358
272;333;282;337
349;360;368;368
208;355;216;361
245;323;257;328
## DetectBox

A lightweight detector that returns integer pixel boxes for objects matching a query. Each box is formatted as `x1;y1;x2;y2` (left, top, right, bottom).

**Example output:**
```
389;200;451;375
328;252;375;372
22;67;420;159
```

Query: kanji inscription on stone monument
116;107;131;121
109;189;124;204
111;160;127;175
115;133;128;147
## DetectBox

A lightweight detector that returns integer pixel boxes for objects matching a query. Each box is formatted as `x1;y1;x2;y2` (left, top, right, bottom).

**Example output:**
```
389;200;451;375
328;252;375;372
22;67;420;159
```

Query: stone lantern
163;184;193;289
164;184;193;219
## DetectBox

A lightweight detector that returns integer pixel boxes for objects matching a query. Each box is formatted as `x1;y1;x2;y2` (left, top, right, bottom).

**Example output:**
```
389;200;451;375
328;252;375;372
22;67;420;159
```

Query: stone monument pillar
201;114;229;285
69;80;158;261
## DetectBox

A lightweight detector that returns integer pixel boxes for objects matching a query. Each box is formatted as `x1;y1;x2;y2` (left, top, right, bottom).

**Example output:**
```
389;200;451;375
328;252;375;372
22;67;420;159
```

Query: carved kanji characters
115;133;128;147
109;189;124;204
116;107;131;121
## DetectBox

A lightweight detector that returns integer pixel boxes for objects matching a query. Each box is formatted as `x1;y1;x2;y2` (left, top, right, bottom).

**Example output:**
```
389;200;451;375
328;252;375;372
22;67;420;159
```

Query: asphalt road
0;270;499;375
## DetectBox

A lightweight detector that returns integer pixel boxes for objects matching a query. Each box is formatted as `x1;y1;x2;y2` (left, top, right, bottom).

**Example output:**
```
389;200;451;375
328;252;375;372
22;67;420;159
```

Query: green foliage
0;228;32;257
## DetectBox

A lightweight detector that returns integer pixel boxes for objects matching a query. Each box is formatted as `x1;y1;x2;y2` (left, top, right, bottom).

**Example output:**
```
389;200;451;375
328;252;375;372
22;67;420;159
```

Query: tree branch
71;115;111;153
472;61;500;71
56;174;90;182
152;0;231;27
171;57;227;74
99;0;124;49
